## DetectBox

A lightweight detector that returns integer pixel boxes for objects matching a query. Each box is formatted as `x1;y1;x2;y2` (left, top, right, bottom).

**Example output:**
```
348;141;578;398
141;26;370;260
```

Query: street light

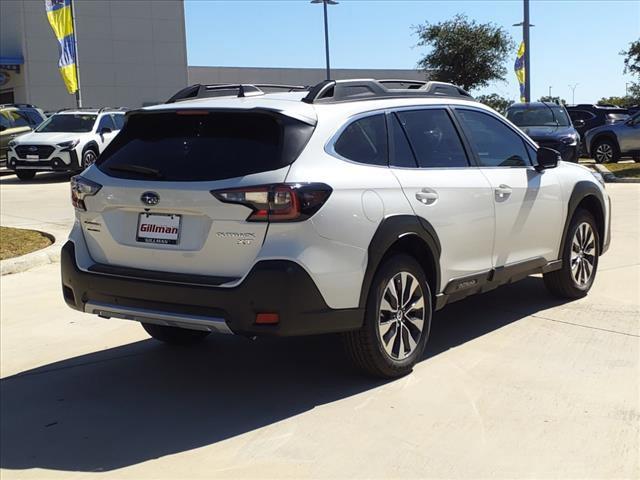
311;0;338;81
568;83;579;104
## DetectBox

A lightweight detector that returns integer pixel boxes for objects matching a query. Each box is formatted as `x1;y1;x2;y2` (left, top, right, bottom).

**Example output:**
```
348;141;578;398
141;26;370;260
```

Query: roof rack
55;106;128;113
0;103;37;109
301;79;473;104
166;83;308;103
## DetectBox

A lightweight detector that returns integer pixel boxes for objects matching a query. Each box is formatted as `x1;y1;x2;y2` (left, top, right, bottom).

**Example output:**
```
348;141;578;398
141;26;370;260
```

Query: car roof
141;90;484;126
508;102;564;109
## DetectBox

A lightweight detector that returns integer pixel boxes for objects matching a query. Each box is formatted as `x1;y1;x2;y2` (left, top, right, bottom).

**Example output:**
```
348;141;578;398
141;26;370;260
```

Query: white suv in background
61;80;611;377
7;108;126;180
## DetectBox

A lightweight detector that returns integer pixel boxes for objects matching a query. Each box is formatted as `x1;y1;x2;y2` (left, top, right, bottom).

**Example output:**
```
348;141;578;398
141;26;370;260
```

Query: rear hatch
79;108;315;279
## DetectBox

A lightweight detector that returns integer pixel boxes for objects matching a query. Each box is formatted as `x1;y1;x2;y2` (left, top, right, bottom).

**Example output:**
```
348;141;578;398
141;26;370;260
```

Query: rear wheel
543;209;599;298
593;139;619;163
343;254;432;378
15;170;36;181
142;323;210;345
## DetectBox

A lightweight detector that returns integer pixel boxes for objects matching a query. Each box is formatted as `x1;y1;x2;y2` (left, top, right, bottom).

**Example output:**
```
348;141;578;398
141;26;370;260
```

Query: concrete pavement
0;177;638;479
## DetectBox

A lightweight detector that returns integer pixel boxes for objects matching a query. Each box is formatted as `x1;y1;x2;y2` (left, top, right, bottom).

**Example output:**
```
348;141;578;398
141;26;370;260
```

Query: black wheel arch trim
359;215;441;309
590;132;619;154
559;181;607;258
82;141;99;157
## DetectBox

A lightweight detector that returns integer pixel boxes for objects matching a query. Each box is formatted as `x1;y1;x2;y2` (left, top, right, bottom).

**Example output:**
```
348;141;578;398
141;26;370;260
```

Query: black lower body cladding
61;241;363;337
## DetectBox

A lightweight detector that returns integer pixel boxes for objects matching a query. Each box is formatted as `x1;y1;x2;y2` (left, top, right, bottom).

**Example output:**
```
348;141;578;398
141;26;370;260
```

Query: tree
415;14;514;92
597;96;636;108
538;95;566;105
622;38;640;77
476;93;514;114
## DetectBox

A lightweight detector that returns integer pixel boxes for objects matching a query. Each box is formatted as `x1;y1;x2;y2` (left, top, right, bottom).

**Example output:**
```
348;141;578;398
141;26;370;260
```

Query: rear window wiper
106;164;163;179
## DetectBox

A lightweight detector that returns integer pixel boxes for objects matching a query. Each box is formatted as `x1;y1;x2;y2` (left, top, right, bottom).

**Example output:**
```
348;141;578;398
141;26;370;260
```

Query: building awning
0;56;23;73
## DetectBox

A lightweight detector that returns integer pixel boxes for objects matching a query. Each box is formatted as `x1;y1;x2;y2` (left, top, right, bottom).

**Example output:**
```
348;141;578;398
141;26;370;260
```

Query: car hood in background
520;125;576;141
11;131;89;144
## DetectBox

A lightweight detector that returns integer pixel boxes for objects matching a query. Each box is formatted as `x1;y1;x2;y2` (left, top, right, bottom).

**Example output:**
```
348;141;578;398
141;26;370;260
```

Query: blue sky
185;0;639;104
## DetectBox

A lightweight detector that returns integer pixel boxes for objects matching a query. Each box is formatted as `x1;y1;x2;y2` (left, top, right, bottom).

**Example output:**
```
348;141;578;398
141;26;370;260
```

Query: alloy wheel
571;222;596;287
595;143;613;163
83;150;97;168
378;272;425;360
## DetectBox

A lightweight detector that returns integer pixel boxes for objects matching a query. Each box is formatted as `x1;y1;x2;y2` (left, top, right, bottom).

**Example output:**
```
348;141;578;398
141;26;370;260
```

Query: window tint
456;109;530;167
0;112;11;129
97;114;116;131
112;114;125;130
396;109;468;168
569;110;594;122
37;114;96;133
389;113;417;168
97;111;314;182
334;114;387;166
6;111;30;128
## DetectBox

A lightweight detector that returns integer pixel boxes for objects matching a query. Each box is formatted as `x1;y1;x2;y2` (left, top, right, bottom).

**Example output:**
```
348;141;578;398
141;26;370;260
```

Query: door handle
495;184;512;200
415;189;439;205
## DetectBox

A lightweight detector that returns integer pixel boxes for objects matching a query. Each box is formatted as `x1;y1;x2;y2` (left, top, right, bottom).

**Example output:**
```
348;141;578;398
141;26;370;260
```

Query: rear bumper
61;241;363;337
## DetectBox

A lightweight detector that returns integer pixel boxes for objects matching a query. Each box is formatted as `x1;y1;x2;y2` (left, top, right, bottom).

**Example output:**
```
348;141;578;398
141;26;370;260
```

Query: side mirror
535;147;561;172
573;119;585;128
100;127;112;135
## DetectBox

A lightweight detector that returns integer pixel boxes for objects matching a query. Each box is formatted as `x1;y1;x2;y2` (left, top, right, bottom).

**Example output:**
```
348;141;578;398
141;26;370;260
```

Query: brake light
211;183;332;222
71;175;102;211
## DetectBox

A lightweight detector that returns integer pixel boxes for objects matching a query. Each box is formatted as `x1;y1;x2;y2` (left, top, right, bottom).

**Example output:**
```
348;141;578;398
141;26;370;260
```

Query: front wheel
142;323;210;345
82;148;98;169
543;209;599;298
15;170;36;181
343;254;432;378
593;139;618;163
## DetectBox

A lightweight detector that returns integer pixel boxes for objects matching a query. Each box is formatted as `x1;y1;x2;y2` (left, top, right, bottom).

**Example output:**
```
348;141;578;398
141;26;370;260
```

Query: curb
592;163;640;184
0;231;63;276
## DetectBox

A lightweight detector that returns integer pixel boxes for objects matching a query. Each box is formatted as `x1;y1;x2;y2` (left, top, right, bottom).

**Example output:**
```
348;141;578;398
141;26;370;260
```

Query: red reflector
256;313;279;325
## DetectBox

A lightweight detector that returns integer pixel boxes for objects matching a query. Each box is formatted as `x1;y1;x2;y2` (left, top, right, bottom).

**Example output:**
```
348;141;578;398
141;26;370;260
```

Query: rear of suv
6;108;126;180
61;80;611;378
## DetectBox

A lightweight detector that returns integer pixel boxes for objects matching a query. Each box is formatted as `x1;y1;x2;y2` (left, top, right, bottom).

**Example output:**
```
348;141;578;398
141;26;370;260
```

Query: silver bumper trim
84;301;233;334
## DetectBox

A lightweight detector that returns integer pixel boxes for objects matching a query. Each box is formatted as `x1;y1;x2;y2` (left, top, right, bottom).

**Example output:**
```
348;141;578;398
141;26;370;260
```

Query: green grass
0;226;52;260
603;162;640;179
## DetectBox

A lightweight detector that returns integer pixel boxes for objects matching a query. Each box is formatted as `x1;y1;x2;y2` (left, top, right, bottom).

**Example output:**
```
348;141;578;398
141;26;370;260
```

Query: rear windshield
506;107;570;127
97;110;314;181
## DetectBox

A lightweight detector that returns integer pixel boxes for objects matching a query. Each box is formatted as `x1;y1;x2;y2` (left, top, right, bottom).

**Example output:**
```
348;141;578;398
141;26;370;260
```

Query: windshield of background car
0;109;30;129
506;107;570;127
606;113;629;122
36;114;97;133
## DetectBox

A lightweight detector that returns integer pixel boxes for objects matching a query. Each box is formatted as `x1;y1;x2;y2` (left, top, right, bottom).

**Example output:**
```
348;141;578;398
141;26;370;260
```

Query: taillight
211;183;332;222
71;175;102;211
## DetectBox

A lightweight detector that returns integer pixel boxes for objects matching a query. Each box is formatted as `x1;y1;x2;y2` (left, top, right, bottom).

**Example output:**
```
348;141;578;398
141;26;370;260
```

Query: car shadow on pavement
0;277;568;473
0;172;72;185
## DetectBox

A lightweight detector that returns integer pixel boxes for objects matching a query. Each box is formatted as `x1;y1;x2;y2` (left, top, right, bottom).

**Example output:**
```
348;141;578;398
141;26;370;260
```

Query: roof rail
54;106;128;113
0;103;36;109
166;83;308;104
301;79;473;104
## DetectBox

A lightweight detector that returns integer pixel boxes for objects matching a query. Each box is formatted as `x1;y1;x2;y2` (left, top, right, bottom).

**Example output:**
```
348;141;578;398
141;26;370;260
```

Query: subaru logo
28;146;38;152
140;191;160;206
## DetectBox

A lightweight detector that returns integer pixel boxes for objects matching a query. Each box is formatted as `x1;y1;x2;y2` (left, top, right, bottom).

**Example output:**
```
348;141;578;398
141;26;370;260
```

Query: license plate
26;154;39;160
136;213;181;245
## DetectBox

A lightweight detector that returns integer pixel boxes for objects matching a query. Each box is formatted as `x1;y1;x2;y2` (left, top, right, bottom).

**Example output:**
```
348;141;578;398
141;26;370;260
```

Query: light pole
568;83;579;104
513;0;533;102
548;85;552;98
311;0;338;81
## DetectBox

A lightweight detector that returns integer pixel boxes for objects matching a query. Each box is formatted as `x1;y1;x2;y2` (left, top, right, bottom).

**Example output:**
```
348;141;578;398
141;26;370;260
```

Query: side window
389;113;417;168
396;109;468;168
9;111;30;128
456;109;530;167
334;114;387;166
97;114;116;132
112;114;125;130
0;113;11;129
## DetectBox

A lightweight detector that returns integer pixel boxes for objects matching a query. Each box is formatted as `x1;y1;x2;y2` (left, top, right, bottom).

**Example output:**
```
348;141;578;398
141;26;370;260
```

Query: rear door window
396;109;469;168
333;114;388;166
112;114;125;130
97;111;314;181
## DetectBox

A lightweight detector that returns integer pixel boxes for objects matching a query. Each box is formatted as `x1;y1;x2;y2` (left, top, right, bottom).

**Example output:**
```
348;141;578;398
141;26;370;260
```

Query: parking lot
0;174;638;479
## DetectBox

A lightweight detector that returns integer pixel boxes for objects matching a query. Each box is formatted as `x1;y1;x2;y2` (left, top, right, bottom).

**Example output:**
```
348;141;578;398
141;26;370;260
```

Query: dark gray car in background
585;110;640;163
506;102;580;163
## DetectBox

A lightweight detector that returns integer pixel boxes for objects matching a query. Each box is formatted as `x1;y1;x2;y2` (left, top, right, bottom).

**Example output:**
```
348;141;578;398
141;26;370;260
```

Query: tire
343;254;432;378
15;170;36;181
543;209;599;299
81;148;98;169
592;139;619;163
142;323;210;345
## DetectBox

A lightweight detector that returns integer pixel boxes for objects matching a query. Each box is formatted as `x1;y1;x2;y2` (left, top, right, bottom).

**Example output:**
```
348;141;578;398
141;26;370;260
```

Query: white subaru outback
61;80;611;378
7;108;126;180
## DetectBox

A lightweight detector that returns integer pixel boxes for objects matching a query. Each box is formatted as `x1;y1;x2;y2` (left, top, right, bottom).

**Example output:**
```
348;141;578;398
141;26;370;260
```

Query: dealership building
1;0;425;110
